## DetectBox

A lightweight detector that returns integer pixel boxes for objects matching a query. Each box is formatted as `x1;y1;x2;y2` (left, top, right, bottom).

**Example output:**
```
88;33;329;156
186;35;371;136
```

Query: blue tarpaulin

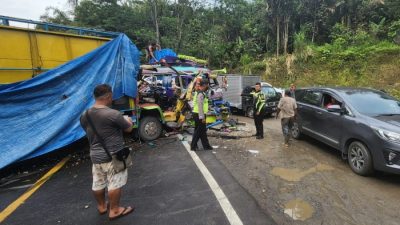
0;34;140;169
149;48;177;64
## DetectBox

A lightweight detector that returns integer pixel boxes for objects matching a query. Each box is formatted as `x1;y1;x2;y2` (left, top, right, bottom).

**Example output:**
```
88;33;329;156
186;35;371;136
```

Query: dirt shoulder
209;115;400;225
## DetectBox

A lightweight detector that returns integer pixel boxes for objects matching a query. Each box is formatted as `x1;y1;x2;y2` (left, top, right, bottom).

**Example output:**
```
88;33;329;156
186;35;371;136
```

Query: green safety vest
251;91;266;113
193;91;209;114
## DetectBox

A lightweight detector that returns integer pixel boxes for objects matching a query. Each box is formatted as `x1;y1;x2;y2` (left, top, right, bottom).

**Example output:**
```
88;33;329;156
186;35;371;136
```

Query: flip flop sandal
109;206;135;220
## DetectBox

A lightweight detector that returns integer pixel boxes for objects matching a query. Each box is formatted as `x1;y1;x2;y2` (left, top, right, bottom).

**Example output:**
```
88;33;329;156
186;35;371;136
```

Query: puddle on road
284;198;315;221
271;163;334;182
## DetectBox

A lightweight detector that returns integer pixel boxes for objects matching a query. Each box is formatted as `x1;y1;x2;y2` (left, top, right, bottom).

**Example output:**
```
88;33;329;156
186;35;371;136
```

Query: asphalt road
0;135;274;225
1;115;399;225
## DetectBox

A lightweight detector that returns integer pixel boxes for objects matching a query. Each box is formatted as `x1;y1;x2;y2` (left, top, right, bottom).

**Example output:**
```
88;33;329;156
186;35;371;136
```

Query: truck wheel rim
350;145;365;170
145;122;157;136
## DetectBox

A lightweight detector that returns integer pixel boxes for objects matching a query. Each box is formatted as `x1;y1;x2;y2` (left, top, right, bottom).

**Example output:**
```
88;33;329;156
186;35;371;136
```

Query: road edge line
0;156;70;223
178;134;244;225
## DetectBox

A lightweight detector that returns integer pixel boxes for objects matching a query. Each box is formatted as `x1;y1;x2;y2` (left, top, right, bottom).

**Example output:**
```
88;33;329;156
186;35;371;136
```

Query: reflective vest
251;91;266;113
193;91;209;114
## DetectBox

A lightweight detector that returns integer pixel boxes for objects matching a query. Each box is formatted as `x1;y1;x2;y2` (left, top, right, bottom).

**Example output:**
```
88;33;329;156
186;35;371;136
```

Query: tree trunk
175;0;180;50
276;17;280;57
347;15;351;28
177;20;183;52
150;0;161;45
283;15;289;55
312;21;316;43
311;0;318;43
154;3;160;46
175;0;187;52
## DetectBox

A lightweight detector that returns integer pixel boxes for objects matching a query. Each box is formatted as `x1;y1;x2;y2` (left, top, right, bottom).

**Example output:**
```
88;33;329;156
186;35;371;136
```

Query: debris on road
247;150;259;155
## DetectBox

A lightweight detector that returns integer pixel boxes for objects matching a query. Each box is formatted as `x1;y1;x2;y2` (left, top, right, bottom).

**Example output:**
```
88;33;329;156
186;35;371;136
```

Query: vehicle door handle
316;111;322;115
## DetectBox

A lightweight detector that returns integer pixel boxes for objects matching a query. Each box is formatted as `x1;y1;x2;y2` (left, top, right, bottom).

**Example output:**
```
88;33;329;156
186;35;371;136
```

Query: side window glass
295;90;305;101
322;94;342;109
302;91;322;106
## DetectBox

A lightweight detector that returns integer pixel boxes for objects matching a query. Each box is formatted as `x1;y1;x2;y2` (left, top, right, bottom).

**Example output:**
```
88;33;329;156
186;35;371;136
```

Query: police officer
251;82;266;139
191;80;213;151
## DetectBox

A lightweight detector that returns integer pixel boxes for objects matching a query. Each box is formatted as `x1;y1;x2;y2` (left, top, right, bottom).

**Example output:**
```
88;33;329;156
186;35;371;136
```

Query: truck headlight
373;127;400;143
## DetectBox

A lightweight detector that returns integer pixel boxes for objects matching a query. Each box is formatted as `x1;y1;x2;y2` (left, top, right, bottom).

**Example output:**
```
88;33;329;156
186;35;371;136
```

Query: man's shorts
92;162;128;191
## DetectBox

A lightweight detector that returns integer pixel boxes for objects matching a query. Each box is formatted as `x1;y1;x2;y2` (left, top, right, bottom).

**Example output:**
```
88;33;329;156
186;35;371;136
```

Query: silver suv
292;87;400;176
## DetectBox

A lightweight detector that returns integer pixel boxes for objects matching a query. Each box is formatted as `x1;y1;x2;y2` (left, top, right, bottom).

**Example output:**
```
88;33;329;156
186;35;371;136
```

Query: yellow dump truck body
0;25;110;84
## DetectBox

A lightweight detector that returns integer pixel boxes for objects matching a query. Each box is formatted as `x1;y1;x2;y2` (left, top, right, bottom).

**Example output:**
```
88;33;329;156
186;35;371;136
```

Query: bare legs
93;189;107;214
93;188;132;218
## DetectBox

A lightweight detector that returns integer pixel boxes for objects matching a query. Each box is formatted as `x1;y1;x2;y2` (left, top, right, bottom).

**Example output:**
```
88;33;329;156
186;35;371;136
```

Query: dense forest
41;0;400;96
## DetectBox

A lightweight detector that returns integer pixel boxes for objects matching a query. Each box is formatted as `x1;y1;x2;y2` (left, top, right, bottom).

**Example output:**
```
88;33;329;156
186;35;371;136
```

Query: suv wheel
139;116;162;141
347;141;374;176
291;121;302;139
246;107;254;118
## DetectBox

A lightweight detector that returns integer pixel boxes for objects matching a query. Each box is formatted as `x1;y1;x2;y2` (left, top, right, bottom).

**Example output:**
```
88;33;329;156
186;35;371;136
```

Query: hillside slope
248;42;400;98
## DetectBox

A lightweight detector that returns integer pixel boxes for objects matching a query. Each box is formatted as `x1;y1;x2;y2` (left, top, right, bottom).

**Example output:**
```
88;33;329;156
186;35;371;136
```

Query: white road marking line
178;134;244;225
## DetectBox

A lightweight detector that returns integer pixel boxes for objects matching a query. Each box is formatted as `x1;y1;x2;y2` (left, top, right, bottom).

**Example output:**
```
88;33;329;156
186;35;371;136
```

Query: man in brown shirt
276;89;297;147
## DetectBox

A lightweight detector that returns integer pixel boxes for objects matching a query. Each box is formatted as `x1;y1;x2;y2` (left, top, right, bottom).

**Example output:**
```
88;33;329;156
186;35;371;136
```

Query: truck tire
347;141;374;176
246;107;254;118
139;116;162;141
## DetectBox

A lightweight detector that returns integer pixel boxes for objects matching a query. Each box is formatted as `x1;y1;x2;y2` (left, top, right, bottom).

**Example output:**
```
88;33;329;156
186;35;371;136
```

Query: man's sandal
109;206;135;220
